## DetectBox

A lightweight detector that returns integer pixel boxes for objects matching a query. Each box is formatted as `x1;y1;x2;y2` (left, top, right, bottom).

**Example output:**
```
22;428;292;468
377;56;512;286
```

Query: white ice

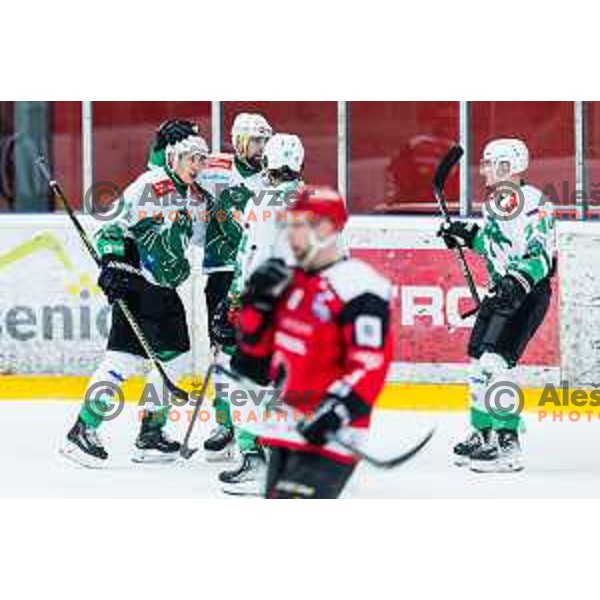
1;401;600;498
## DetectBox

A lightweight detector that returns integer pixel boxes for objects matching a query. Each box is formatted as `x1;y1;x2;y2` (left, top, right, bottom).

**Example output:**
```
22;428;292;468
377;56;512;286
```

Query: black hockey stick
34;156;188;402
433;144;481;319
331;427;435;470
213;363;435;470
179;346;220;459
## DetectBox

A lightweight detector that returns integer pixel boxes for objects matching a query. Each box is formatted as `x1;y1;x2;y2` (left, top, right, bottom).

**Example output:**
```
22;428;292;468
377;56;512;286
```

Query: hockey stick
332;427;435;470
179;346;220;459
433;144;481;319
213;363;435;470
34;156;188;402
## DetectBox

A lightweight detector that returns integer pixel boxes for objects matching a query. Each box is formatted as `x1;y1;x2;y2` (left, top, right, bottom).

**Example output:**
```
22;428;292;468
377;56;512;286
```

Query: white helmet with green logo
263;133;304;174
231;113;272;156
483;138;529;175
166;135;209;171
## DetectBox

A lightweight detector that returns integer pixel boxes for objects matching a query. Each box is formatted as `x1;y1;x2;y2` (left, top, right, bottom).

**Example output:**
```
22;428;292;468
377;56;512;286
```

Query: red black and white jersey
237;257;393;464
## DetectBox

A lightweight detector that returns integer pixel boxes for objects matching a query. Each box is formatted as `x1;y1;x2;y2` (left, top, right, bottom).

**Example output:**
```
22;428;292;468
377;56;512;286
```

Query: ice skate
132;413;181;464
470;430;524;473
203;425;235;462
453;429;490;466
60;419;108;469
219;450;267;496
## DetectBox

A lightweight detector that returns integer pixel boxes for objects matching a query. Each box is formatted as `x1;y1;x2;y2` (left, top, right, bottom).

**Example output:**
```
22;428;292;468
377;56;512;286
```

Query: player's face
176;153;207;184
287;216;336;265
287;220;312;263
244;137;268;167
480;159;511;187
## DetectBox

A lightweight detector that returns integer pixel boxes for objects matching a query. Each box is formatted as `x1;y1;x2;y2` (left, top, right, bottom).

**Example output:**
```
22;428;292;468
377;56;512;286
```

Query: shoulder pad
206;153;234;171
322;258;391;303
151;178;177;198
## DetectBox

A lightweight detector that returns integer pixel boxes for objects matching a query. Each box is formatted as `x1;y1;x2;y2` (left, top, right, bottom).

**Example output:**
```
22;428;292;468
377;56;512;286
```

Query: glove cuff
325;381;372;423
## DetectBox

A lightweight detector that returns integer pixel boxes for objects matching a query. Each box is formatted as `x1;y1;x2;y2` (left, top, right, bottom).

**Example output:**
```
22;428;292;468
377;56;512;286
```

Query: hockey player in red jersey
231;186;393;498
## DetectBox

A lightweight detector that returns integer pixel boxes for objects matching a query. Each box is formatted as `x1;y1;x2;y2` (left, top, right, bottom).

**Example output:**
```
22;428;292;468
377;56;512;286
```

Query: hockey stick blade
179;360;217;459
433;144;464;204
179;446;199;460
332;427;435;469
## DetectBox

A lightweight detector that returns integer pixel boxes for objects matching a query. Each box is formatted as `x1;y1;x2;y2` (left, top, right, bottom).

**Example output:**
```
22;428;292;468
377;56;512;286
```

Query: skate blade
204;446;236;463
470;459;524;473
453;455;470;467
131;449;180;464
220;483;263;497
59;443;107;469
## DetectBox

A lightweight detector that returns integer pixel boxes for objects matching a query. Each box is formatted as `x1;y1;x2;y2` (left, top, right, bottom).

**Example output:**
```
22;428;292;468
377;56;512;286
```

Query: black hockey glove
243;258;292;311
97;257;143;304
155;119;198;150
437;220;479;249
491;273;531;314
211;298;237;348
298;398;353;446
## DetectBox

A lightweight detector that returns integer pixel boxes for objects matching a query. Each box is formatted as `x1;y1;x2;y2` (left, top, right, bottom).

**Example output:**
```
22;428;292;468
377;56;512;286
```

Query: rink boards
0;214;596;406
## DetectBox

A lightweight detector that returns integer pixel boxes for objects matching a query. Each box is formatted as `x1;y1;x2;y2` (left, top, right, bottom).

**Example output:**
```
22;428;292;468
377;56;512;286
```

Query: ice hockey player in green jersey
219;133;305;495
61;129;210;468
196;113;273;464
438;138;555;473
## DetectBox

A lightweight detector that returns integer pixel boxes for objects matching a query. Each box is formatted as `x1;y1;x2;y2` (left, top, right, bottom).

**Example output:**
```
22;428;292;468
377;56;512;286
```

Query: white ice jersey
95;167;206;288
230;179;301;299
197;152;265;201
473;183;555;288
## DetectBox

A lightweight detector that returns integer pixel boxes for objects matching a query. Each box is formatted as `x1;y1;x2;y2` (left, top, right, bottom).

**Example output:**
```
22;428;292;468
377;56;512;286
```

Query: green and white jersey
472;184;555;288
198;153;267;273
229;179;302;302
95;166;206;289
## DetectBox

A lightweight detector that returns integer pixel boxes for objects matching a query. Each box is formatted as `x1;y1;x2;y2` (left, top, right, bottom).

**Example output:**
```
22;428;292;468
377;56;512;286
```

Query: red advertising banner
352;248;559;366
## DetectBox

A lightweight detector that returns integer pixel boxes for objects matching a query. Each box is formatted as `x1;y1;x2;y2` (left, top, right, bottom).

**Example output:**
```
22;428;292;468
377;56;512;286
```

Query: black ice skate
453;429;490;466
219;450;267;496
60;418;109;469
132;413;181;464
203;425;235;462
470;430;524;473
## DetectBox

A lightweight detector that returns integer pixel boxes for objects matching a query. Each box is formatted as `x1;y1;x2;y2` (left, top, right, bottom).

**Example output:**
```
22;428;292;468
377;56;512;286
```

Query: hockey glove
437;220;479;249
155;119;198;150
97;257;143;304
243;258;292;311
298;397;353;446
211;298;237;347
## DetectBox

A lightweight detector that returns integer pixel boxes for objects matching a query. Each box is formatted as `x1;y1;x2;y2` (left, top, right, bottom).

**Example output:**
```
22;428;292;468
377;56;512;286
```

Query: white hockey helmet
482;138;529;175
263;133;304;174
231;113;273;155
166;135;210;170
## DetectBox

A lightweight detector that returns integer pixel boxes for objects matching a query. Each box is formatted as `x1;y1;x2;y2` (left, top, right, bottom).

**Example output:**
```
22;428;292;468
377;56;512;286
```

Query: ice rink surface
2;401;600;498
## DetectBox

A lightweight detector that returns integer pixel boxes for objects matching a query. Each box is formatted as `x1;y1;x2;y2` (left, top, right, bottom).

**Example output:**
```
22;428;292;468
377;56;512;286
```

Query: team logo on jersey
312;291;332;322
355;315;383;348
